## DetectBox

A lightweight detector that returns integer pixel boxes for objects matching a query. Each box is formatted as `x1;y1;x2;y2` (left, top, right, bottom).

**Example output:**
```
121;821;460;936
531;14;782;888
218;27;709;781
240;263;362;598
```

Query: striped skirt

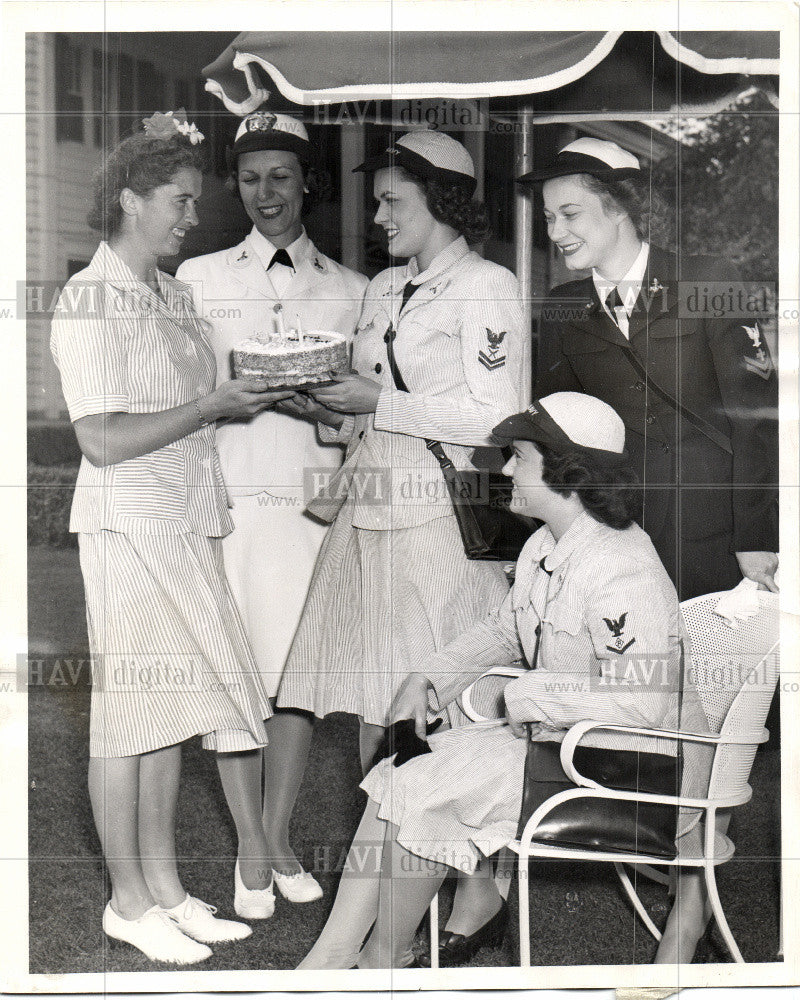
361;719;527;873
79;531;272;758
276;504;509;727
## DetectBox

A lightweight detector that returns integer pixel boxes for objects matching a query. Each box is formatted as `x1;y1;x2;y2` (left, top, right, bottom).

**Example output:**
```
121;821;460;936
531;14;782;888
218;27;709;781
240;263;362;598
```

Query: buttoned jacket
535;247;778;551
425;511;709;739
50;242;231;536
314;238;528;530
177;232;368;497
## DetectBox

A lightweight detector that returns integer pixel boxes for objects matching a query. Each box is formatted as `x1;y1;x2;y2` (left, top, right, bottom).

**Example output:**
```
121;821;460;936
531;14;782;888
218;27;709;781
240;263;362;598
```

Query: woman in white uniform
274;130;528;870
50;113;288;964
177;113;367;906
297;393;709;969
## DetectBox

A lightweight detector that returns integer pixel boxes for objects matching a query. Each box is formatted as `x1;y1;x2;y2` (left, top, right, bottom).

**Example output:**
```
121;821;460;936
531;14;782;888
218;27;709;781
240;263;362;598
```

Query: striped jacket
316;237;528;529
50;242;232;536
424;511;709;750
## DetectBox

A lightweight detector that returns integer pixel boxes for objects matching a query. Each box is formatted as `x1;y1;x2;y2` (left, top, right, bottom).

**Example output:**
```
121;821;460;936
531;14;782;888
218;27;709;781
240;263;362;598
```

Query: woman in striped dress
49;114;292;965
298;393;709;969
273;130;527;813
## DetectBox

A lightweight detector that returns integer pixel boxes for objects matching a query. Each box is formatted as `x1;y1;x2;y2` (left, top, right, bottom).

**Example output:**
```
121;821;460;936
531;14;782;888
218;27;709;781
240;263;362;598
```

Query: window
55;35;84;142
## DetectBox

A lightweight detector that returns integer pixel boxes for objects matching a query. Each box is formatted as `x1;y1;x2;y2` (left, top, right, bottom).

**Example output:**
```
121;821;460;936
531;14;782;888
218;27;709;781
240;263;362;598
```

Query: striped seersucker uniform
361;511;712;871
277;236;529;726
50;241;272;757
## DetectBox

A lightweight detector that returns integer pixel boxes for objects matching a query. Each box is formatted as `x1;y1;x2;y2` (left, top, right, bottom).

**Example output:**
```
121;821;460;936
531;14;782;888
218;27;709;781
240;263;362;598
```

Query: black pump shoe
419;901;509;968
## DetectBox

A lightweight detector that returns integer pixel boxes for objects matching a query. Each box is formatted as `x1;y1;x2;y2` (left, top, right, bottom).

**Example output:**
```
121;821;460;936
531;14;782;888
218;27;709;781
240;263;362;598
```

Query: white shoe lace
181;896;218;919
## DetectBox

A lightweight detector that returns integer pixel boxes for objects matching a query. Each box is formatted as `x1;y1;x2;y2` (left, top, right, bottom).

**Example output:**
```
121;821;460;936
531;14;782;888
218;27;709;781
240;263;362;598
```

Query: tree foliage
652;92;778;281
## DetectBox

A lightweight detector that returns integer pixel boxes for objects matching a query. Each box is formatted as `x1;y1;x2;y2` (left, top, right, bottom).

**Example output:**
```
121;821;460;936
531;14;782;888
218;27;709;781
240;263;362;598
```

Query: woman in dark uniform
519;137;778;601
519;136;779;963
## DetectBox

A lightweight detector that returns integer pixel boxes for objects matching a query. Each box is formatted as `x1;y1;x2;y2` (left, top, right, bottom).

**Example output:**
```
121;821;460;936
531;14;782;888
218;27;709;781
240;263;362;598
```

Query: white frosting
238;331;345;355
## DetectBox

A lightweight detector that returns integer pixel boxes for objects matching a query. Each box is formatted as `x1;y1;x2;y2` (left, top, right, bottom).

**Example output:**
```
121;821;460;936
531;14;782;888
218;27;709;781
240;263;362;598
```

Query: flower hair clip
142;109;204;145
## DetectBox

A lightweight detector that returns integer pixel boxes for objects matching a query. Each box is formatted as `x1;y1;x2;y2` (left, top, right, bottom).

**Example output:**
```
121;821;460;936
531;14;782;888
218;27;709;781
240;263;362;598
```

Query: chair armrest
459;664;528;722
558;719;767;786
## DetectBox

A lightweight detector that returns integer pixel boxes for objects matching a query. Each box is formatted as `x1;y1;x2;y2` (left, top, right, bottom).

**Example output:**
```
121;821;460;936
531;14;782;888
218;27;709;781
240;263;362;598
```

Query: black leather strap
617;343;733;455
383;282;451;467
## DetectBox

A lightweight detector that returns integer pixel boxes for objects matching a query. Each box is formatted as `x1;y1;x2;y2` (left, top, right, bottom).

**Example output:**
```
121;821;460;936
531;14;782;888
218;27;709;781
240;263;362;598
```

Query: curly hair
87;132;207;237
537;443;642;530
225;157;330;217
398;166;491;244
575;172;672;246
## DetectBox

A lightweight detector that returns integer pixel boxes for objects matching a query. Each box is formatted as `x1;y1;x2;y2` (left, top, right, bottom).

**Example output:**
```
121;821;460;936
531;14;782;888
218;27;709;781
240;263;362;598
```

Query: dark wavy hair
87;132;208;238
398;166;491;244
537;442;642;530
575;172;672;246
225;154;330;217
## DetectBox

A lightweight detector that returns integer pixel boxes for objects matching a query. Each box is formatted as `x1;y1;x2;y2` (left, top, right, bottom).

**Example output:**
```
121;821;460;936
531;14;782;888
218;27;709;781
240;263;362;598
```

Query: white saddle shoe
163;893;252;943
102;902;212;965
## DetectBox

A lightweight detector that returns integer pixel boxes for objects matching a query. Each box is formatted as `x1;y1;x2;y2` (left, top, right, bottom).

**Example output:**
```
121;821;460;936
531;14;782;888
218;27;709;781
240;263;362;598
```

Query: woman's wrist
194;398;211;428
196;393;219;425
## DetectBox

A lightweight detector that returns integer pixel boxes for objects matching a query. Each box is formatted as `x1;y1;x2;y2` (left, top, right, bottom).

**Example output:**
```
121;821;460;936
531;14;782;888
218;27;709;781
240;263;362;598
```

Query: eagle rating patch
742;323;773;379
603;612;635;653
478;328;507;371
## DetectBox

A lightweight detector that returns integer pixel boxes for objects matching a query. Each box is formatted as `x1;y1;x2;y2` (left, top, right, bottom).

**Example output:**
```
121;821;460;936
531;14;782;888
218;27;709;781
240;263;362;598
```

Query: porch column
340;123;365;273
514;104;534;394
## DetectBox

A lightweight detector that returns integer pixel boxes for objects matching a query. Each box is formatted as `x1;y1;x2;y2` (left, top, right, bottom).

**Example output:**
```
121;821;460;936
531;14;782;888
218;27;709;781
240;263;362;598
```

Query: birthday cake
233;330;349;389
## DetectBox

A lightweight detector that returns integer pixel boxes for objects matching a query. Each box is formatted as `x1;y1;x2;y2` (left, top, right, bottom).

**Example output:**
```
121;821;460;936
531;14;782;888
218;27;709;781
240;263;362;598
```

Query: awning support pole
514;104;534;395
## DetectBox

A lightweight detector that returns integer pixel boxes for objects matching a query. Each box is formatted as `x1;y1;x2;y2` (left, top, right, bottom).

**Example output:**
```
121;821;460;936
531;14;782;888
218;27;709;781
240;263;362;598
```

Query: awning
203;31;779;116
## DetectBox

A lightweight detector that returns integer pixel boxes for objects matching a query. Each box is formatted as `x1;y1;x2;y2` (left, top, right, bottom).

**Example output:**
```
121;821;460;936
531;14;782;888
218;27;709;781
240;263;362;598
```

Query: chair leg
703;861;744;963
429;892;439;970
615;863;662;941
518;855;531;967
629;863;672;887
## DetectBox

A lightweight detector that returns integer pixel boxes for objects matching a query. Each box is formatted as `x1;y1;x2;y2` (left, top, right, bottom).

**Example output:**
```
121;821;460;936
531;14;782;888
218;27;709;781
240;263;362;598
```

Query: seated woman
298;391;709;970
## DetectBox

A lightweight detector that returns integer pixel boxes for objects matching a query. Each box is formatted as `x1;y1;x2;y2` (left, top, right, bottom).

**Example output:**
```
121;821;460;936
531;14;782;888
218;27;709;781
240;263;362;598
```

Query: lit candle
296;314;304;346
276;309;287;341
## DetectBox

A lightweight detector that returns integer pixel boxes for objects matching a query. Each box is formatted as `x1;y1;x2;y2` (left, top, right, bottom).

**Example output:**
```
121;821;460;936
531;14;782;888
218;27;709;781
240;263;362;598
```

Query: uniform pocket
541;600;584;636
112;448;187;521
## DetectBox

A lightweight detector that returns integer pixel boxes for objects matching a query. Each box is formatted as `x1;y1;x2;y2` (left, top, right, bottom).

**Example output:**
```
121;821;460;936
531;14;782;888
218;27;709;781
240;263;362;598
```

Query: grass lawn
27;545;783;973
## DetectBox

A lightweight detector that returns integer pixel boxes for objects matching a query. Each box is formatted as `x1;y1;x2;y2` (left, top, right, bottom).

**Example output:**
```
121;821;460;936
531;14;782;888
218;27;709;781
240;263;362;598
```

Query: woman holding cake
49;113;291;963
274;129;528;863
176;113;367;905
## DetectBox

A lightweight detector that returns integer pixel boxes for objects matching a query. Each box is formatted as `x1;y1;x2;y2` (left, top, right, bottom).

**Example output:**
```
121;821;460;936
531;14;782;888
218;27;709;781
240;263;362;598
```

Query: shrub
28;464;79;548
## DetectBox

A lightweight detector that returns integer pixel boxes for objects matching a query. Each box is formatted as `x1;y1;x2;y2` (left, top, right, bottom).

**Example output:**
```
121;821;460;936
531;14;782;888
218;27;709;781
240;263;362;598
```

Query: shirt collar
406;236;469;286
247;226;310;270
91;241;192;310
593;241;650;315
540;510;605;572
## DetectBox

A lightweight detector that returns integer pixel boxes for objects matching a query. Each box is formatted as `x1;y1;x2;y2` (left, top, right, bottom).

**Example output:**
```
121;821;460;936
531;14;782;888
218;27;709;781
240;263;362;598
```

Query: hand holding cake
200;379;296;423
306;372;382;414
